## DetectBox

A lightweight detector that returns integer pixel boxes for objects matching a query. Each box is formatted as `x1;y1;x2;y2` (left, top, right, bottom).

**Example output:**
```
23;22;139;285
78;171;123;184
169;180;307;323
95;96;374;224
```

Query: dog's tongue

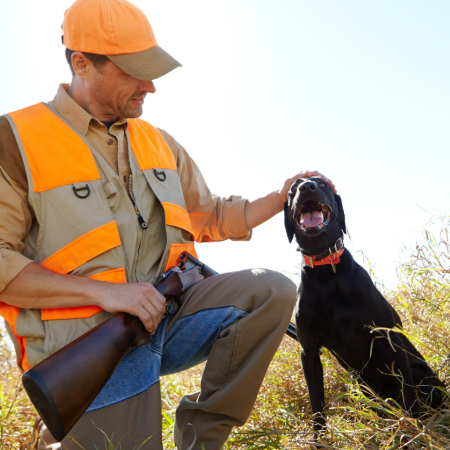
301;211;322;228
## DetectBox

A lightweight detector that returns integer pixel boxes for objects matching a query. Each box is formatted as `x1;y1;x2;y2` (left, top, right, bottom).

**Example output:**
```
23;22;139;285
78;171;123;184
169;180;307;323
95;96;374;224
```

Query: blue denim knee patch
86;314;169;412
86;306;247;411
160;306;248;376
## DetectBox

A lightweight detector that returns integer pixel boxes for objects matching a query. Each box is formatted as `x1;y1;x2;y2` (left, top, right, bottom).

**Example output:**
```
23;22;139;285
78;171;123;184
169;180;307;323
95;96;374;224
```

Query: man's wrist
274;189;287;211
85;277;111;309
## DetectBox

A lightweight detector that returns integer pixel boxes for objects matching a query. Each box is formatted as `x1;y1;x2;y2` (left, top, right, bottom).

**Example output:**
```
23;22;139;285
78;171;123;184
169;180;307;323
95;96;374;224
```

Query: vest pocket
40;221;122;275
161;202;195;238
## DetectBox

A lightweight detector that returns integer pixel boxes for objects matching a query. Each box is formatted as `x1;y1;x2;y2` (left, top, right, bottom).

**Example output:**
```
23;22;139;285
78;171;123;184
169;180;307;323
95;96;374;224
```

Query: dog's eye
319;183;326;187
291;185;297;191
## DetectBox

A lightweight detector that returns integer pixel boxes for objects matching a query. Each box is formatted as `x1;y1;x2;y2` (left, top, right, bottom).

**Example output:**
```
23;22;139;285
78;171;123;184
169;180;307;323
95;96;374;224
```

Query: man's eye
319;183;326;187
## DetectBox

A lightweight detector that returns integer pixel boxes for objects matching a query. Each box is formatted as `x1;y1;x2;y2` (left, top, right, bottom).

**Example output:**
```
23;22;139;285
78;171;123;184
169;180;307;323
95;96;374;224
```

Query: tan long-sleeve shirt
0;84;251;293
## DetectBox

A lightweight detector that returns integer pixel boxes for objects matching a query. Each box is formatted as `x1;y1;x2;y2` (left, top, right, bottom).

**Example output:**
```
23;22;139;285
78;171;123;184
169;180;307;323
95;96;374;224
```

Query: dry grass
0;334;36;449
5;216;450;449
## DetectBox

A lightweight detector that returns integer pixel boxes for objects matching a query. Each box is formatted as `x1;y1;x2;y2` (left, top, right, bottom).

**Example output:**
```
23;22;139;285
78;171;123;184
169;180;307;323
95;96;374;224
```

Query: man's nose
139;80;156;94
299;181;317;193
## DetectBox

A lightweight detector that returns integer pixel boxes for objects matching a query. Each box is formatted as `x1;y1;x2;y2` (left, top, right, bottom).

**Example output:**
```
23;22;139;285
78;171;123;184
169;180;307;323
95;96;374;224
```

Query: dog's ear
334;195;347;235
284;201;295;243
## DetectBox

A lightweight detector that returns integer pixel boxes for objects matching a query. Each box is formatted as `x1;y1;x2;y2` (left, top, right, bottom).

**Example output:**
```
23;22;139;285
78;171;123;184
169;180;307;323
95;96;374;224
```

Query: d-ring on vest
0;103;197;371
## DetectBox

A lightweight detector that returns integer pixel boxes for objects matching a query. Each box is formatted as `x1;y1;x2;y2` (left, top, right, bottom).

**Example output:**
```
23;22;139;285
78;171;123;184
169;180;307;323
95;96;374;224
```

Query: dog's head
284;177;346;253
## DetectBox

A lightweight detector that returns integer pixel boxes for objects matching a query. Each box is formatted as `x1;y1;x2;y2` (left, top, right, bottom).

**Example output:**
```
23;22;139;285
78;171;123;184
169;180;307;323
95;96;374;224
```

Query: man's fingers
143;295;165;318
137;306;155;334
98;282;167;334
142;283;166;307
140;287;166;333
316;172;336;193
294;170;337;194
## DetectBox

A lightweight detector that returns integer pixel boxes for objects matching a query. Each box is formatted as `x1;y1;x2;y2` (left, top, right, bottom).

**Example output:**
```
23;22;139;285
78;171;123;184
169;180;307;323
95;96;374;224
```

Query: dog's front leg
389;332;419;417
301;349;326;436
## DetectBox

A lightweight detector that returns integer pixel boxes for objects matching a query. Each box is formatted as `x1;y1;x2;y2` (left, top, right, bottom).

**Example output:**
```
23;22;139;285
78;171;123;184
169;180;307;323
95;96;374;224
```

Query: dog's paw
313;433;328;450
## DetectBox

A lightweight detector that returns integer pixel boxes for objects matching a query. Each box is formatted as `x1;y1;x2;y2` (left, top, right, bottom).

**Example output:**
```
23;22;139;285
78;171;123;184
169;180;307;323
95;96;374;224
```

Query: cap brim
107;46;182;81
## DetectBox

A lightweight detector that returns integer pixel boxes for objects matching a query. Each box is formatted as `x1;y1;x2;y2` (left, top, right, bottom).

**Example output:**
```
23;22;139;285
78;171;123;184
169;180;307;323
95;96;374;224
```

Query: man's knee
237;268;297;314
175;268;297;324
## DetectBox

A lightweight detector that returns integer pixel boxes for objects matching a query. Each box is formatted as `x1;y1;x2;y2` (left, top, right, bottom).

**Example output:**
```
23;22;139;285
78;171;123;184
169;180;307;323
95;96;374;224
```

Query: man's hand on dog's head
244;171;335;230
280;171;336;205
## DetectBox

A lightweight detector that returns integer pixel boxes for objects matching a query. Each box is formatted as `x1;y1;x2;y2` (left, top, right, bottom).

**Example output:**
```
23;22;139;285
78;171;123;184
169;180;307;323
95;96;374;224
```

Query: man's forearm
0;262;103;309
0;262;166;333
245;191;284;230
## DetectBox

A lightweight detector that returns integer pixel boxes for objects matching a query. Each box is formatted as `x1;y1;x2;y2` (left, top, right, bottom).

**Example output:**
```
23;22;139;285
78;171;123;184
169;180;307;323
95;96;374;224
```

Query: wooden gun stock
22;253;297;442
23;312;148;442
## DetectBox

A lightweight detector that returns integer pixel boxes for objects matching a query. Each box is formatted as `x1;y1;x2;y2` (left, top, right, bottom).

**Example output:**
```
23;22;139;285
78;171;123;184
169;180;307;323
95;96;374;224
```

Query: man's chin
122;106;143;119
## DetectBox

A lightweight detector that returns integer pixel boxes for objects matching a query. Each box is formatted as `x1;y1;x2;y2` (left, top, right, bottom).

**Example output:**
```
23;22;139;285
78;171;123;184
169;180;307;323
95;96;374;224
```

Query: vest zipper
135;206;148;229
127;175;148;230
127;174;147;283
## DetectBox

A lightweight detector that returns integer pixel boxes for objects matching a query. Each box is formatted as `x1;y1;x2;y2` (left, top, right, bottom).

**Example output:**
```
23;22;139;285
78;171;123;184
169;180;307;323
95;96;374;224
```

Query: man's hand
245;170;336;230
278;170;336;206
98;282;166;334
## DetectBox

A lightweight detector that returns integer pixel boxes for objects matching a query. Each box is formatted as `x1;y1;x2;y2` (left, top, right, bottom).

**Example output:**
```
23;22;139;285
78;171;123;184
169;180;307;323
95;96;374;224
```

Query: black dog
284;177;445;435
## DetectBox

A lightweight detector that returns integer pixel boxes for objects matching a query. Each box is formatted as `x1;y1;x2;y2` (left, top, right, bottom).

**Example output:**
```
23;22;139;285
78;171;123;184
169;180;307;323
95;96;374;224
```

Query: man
0;0;335;448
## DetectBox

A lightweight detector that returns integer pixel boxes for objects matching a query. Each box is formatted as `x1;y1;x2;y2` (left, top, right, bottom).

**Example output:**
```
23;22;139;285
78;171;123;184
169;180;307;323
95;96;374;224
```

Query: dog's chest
297;288;376;355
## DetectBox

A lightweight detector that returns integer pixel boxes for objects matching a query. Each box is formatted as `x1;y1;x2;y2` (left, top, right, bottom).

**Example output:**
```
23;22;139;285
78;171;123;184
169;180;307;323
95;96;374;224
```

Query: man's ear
334;195;347;234
284;201;295;243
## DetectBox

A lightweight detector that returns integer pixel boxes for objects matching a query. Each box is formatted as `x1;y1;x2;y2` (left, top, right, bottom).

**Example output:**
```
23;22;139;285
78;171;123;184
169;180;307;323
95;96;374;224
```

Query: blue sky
1;0;449;287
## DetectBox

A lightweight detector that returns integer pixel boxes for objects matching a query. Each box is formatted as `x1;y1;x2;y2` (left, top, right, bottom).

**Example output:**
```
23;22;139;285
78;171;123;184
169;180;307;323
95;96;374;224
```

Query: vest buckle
72;184;90;199
153;169;166;181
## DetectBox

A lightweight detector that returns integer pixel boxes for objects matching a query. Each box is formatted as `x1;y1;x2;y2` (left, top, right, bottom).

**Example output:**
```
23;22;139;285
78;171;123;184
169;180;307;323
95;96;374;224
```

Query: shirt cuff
0;248;33;293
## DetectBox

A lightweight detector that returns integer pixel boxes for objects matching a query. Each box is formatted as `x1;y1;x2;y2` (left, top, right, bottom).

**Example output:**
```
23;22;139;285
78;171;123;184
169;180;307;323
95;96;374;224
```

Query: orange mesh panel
88;267;127;283
128;119;176;170
41;268;127;321
164;243;198;271
40;222;122;275
161;202;195;237
8;103;101;192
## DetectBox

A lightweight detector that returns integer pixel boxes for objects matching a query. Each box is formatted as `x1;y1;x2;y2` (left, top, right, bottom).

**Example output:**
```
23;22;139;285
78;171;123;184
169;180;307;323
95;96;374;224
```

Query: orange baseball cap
62;0;181;80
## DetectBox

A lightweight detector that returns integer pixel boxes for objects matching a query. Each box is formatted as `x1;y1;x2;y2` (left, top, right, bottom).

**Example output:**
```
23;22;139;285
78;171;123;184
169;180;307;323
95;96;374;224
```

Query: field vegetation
2;217;450;449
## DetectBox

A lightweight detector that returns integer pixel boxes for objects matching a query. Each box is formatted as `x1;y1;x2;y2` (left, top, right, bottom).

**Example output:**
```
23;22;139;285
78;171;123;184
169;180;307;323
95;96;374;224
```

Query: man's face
87;59;156;119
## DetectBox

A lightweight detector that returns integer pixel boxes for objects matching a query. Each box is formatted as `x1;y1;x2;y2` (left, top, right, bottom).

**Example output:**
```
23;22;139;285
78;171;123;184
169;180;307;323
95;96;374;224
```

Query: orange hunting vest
0;103;198;371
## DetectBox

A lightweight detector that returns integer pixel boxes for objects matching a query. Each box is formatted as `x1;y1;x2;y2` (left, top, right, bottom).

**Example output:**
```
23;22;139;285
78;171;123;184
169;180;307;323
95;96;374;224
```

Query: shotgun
22;253;298;442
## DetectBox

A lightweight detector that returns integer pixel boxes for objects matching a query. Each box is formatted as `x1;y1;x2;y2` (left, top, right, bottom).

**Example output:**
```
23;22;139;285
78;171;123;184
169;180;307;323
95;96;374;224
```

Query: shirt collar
51;84;128;136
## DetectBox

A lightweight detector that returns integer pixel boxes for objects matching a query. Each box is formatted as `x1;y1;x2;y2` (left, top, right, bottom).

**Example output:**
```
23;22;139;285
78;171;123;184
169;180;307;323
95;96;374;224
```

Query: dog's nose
299;181;317;193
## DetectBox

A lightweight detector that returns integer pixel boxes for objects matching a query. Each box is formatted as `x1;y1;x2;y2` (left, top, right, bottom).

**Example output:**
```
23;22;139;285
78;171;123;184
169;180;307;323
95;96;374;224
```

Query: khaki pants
60;269;296;450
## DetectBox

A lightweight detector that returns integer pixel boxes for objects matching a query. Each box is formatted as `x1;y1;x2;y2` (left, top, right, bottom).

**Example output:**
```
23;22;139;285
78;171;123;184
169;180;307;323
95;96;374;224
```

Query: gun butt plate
22;369;67;442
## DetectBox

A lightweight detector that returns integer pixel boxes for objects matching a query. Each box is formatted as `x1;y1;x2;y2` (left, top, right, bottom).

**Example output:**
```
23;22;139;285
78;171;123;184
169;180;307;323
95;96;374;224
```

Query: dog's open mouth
295;201;332;230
